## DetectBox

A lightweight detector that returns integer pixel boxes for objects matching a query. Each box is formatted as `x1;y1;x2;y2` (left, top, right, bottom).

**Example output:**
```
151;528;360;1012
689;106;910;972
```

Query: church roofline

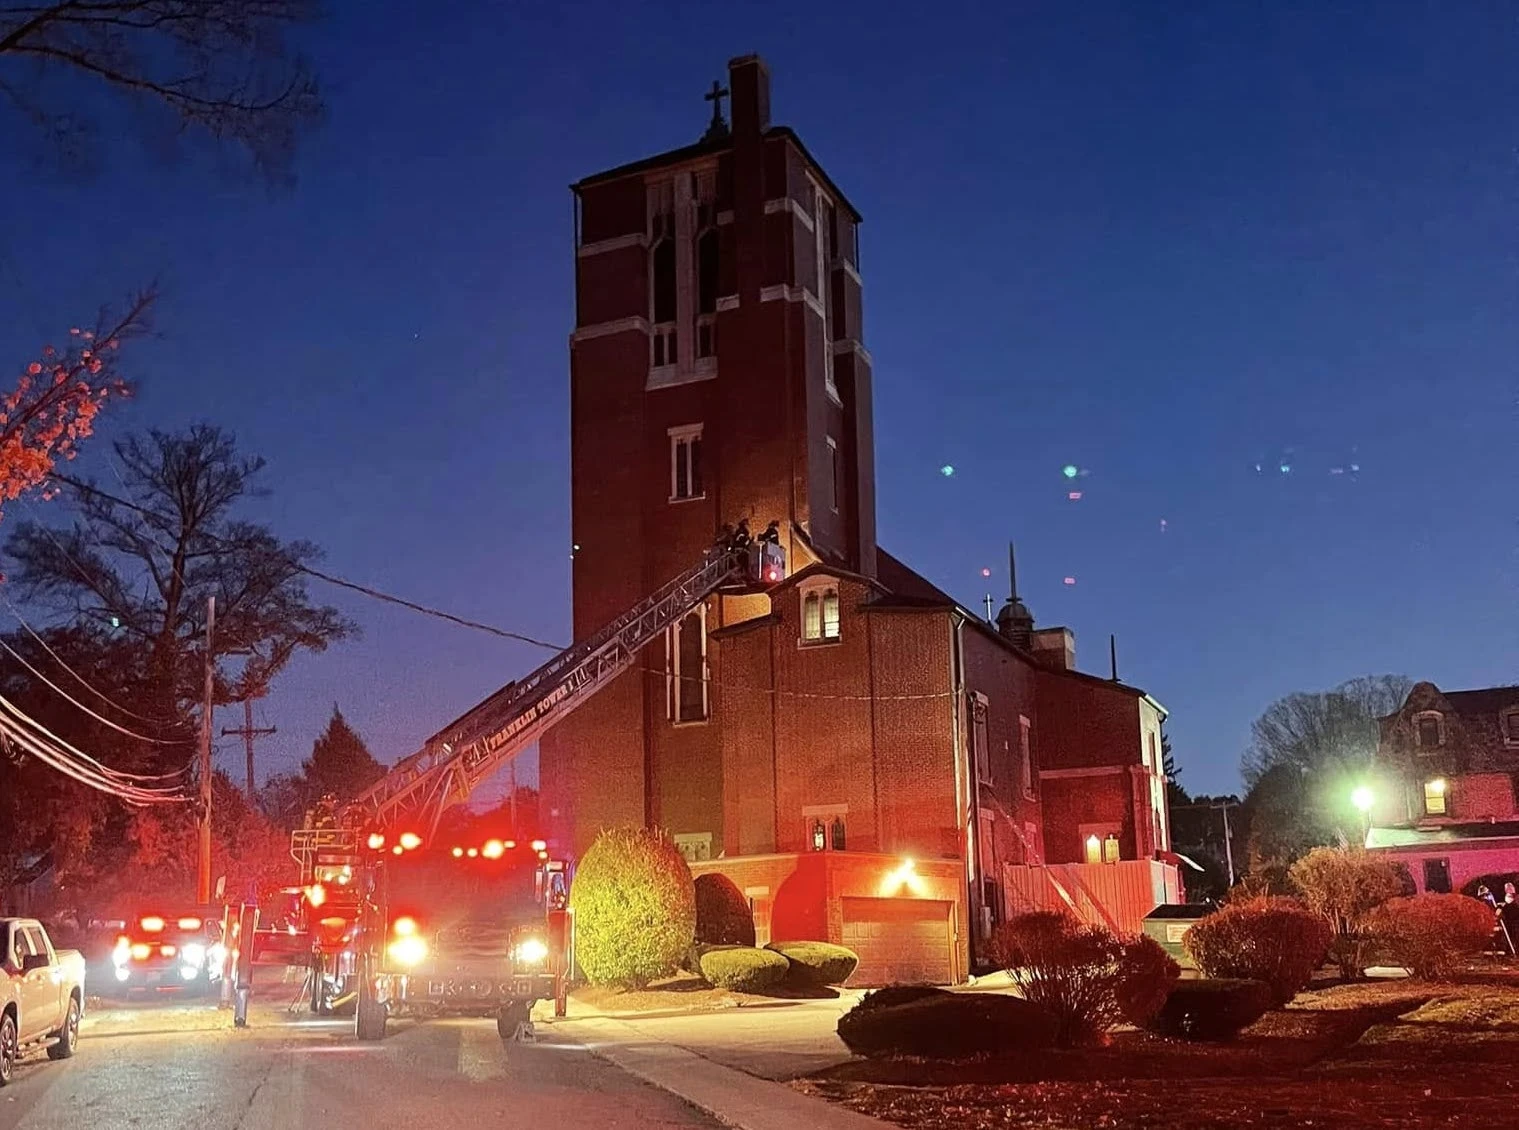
571;125;862;223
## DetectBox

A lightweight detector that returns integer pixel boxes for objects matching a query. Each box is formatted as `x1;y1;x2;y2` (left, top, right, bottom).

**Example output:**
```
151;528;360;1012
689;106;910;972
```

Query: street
0;1000;722;1130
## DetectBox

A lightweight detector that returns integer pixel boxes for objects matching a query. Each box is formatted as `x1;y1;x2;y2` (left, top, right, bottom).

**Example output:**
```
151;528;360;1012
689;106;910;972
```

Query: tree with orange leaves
1;291;152;523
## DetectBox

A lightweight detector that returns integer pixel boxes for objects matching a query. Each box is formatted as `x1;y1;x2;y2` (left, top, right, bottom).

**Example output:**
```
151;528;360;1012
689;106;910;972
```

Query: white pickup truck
1;918;86;1085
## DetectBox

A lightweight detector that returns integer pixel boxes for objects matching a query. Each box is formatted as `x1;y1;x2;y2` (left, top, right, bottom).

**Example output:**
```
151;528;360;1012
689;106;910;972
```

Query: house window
649;179;676;369
674;833;712;863
969;692;991;785
800;583;841;643
1423;778;1447;816
1019;715;1034;798
694;171;719;361
1504;710;1519;744
1416;712;1443;750
1145;732;1156;770
1081;824;1121;865
1423;858;1452;894
804;805;847;852
665;607;707;723
669;425;703;501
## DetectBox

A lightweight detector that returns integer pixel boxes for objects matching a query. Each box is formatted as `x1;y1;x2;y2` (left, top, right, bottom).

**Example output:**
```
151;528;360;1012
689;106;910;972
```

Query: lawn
797;979;1519;1129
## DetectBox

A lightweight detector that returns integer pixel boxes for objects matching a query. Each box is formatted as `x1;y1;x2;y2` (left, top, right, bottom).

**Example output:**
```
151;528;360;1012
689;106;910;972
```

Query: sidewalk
556;1012;889;1130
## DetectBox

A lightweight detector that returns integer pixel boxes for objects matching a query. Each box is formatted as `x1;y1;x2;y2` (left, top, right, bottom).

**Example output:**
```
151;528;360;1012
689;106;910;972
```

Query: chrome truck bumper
378;969;555;1017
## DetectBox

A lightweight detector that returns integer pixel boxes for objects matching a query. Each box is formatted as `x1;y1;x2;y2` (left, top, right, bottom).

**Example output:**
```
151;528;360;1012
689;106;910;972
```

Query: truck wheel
47;997;80;1060
355;977;387;1041
496;1002;530;1041
0;1011;17;1085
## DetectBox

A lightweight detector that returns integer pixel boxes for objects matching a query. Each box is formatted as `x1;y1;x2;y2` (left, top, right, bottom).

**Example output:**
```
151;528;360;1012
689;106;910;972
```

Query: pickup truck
1;918;86;1085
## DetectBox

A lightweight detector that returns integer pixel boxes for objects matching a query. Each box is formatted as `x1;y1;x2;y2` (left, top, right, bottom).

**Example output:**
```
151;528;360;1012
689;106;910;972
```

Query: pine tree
301;705;384;801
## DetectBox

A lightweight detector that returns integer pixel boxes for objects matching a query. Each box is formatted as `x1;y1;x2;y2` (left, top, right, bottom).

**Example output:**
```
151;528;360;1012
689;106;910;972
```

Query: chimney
1030;627;1076;673
728;55;770;138
995;541;1035;650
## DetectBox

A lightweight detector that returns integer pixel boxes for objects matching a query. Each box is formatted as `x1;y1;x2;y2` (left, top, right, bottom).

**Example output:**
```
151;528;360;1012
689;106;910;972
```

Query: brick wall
1040;771;1133;864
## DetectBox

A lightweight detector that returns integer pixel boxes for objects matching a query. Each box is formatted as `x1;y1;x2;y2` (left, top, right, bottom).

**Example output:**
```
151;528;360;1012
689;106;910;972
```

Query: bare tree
4;424;354;719
0;1;323;179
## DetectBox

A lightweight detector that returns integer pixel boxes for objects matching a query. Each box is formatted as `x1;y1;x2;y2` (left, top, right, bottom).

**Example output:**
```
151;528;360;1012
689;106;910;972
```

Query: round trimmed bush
1145;978;1273;1042
767;941;859;986
1183;896;1331;1006
698;945;790;992
568;826;695;989
1368;893;1495;979
694;872;756;947
1113;934;1180;1028
838;989;1056;1058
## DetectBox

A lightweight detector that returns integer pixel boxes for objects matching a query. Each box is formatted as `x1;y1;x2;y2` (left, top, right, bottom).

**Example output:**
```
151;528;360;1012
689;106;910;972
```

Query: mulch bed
797;980;1519;1129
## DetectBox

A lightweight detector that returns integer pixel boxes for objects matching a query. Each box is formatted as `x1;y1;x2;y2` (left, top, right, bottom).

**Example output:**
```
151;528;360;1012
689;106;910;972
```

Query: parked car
1;917;86;1085
110;910;225;993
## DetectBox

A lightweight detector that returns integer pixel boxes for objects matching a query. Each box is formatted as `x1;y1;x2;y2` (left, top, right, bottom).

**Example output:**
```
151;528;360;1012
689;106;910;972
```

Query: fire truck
238;528;785;1040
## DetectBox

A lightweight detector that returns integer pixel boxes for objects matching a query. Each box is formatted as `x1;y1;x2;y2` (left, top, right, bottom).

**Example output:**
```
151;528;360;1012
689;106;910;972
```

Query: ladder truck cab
269;527;785;1041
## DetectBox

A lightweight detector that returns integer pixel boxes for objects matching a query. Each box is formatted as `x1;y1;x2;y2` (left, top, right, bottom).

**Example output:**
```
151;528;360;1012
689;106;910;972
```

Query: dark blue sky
3;1;1514;798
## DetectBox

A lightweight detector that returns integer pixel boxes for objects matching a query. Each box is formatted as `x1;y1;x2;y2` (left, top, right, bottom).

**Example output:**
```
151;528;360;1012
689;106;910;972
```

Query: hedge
1145;979;1273;1042
567;826;695;989
837;987;1056;1058
694;873;756;947
766;941;859;986
698;946;790;992
1184;897;1331;1006
1368;893;1495;979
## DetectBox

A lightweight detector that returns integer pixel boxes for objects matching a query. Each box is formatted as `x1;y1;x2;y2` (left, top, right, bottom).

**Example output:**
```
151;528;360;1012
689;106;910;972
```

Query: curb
565;1015;889;1130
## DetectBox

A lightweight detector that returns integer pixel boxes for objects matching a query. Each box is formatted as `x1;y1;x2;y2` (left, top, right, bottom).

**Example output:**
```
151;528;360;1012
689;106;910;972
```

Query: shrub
698;945;790;992
767;941;859;987
1145;979;1273;1042
838;989;1056;1058
693;873;756;947
1288;847;1406;978
568;826;695;989
1112;934;1180;1028
1184;896;1331;1006
1368;893;1495;979
992;911;1179;1047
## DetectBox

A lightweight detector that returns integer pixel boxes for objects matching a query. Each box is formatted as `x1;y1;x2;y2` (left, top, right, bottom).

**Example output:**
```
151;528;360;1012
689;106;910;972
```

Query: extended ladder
353;536;785;834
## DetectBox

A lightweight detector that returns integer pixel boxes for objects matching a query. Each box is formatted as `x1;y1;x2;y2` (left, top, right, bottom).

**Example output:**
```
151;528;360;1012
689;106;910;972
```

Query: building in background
540;56;1177;983
1366;681;1519;895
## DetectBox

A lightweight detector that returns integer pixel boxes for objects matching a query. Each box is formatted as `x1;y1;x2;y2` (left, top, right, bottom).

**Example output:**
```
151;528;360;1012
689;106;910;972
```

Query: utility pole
1217;801;1236;888
197;595;216;906
223;695;276;802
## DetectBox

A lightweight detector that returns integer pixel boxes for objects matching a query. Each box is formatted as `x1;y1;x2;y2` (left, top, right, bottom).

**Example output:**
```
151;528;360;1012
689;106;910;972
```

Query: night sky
2;1;1513;799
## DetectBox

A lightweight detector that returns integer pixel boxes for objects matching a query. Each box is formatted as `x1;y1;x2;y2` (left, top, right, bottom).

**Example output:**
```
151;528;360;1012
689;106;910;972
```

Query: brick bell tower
541;56;876;857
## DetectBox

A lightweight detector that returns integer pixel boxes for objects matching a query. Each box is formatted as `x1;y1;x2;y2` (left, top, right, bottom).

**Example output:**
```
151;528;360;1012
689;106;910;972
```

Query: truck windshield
388;851;540;929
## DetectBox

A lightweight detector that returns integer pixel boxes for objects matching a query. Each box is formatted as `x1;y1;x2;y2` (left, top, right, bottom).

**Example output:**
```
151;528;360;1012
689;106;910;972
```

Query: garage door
840;897;953;986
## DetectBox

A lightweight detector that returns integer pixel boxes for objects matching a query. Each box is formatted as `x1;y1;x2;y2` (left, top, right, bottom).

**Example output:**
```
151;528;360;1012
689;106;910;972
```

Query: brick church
540;56;1178;984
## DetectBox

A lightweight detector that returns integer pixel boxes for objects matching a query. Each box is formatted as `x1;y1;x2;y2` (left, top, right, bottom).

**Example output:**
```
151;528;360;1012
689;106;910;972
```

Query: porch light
880;858;925;897
1351;786;1374;813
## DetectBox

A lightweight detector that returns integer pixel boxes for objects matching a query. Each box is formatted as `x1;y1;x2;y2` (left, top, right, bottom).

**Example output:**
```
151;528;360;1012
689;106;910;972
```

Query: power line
3;598;190;732
0;696;187;804
0;631;192;750
49;475;563;651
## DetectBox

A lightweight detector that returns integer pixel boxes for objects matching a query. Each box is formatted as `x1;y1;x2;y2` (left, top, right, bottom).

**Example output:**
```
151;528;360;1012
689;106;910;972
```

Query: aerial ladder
353;524;785;837
235;525;786;1032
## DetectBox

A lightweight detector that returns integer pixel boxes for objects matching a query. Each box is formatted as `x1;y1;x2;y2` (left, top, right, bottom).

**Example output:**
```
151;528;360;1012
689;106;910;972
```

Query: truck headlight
181;943;207;967
514;938;549;965
387;936;428;966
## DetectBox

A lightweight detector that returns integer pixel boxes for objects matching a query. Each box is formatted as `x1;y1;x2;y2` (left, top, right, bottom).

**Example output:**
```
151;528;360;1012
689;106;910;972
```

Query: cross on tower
701;79;730;142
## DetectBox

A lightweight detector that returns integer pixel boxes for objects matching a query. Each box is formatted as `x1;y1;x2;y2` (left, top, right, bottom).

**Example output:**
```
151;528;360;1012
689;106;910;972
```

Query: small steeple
995;541;1035;649
700;79;731;143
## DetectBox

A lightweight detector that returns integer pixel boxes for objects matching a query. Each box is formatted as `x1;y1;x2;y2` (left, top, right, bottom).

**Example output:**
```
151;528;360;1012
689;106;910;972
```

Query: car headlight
514;938;549;965
387;935;428;966
181;943;207;967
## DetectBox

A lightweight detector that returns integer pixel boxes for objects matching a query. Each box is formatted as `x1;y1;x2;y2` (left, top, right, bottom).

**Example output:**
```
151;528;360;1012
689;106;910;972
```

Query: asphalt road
0;999;722;1130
